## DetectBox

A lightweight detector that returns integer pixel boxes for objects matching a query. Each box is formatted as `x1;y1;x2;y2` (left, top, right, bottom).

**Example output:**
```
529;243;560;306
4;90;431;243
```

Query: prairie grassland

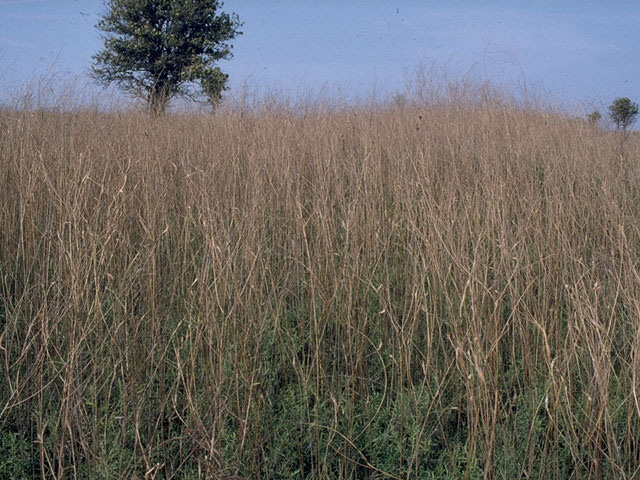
1;95;640;479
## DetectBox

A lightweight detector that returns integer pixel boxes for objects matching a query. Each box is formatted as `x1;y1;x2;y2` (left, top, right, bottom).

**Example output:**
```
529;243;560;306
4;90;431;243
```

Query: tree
586;109;601;126
608;97;639;132
201;66;228;110
92;0;242;114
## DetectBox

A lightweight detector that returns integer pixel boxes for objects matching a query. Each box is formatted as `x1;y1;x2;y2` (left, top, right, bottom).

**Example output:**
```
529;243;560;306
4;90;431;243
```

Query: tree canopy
92;0;242;113
608;97;639;132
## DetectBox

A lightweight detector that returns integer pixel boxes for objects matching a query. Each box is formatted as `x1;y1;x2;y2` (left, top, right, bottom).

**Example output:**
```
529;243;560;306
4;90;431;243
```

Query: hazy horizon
1;1;639;113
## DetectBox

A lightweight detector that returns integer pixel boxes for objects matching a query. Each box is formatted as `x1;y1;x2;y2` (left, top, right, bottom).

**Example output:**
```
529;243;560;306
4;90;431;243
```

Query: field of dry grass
2;91;640;479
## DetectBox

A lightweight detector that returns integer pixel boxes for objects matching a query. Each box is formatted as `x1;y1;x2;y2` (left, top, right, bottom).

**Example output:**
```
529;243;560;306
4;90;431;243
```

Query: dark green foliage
0;431;38;479
201;66;229;109
608;97;639;131
92;0;242;113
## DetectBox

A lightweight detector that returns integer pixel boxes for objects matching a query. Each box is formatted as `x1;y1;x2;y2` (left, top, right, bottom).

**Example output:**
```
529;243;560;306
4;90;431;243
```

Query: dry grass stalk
1;93;640;478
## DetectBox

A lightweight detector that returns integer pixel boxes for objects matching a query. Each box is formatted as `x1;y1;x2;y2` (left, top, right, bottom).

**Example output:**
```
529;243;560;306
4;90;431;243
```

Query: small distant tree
201;66;228;110
608;97;639;132
92;0;242;114
586;109;601;126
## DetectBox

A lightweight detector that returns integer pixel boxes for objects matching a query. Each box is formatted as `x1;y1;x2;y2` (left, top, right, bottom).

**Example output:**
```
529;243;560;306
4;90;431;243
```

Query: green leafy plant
92;0;242;114
608;97;639;132
0;431;38;479
201;66;229;110
586;109;601;126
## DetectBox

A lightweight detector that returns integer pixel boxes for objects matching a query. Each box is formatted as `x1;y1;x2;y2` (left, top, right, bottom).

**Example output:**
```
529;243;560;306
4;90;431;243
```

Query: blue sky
1;0;639;112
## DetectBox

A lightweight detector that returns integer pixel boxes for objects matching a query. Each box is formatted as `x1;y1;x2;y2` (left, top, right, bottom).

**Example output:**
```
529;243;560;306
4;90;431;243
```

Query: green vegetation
92;0;242;114
586;109;601;126
200;66;229;110
1;89;640;478
608;97;639;132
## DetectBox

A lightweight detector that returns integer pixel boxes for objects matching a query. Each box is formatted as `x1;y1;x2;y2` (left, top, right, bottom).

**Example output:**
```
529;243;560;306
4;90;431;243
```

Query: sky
1;0;639;113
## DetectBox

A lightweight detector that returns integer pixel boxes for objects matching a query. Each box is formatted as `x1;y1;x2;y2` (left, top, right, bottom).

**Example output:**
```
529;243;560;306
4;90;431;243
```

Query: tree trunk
148;83;170;115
